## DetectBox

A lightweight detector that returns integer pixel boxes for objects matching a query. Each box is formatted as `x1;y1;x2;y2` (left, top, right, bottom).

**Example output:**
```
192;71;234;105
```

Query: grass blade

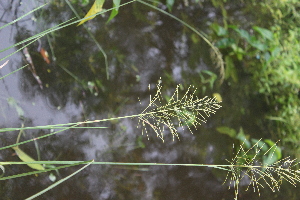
0;3;48;30
0;64;28;80
0;160;93;181
25;160;94;200
12;146;45;171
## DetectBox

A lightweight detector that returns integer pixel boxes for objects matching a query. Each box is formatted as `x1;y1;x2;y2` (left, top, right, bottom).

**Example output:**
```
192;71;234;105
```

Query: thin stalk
0;160;93;181
0;64;28;80
1;160;293;170
25;160;94;200
0;109;182;133
0;3;48;30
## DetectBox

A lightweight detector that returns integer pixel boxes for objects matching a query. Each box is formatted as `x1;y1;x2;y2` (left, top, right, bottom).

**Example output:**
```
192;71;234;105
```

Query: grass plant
0;1;299;199
1;74;299;199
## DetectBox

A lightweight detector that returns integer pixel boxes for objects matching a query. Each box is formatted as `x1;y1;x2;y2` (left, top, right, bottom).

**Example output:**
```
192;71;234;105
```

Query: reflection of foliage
138;79;222;141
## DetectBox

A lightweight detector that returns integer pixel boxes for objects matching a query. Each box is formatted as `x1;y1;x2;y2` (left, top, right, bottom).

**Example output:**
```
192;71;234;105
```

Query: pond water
0;1;297;200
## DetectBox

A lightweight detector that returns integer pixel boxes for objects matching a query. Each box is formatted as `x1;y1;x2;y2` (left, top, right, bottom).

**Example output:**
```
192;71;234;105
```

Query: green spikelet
224;140;300;199
138;79;222;141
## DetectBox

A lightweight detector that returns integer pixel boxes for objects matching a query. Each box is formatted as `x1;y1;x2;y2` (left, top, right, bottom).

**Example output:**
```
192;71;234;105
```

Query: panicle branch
138;80;222;141
224;141;300;199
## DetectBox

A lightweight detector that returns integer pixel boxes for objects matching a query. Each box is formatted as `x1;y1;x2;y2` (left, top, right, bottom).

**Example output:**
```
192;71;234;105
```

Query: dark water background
0;1;298;199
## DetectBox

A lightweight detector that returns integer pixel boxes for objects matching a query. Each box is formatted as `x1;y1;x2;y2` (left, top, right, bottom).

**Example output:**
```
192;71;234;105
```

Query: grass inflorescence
138;80;222;141
224;141;300;199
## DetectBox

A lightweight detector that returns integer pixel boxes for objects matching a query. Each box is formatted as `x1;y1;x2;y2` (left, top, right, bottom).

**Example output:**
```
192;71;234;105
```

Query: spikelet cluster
224;141;300;199
137;80;222;141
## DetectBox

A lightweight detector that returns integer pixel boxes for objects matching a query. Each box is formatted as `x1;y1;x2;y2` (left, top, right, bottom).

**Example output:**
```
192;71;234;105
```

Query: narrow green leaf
25;160;94;200
12;147;45;171
0;160;92;180
0;64;28;80
166;0;175;11
0;3;48;30
107;0;121;23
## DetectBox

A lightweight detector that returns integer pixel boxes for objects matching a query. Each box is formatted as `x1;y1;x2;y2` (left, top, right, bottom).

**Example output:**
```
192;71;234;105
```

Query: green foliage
107;0;121;23
225;141;298;200
166;0;175;11
217;126;282;167
211;21;300;158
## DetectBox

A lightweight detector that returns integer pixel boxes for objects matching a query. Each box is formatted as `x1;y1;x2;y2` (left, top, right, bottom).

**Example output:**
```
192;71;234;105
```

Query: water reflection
1;1;296;200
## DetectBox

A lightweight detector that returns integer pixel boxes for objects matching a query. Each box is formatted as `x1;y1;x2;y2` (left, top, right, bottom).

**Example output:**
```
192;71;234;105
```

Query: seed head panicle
138;80;222;142
224;140;300;199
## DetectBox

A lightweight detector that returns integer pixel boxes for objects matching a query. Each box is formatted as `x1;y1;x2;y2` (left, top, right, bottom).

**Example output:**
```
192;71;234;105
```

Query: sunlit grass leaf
77;0;105;26
12;146;45;171
106;0;120;23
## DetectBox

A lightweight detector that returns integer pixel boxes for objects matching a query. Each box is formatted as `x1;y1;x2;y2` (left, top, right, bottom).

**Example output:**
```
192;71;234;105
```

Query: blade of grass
1;1;136;75
0;125;78;151
25;160;94;200
0;3;48;30
0;160;234;170
0;126;107;132
0;160;93;180
12;147;45;170
0;64;28;80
